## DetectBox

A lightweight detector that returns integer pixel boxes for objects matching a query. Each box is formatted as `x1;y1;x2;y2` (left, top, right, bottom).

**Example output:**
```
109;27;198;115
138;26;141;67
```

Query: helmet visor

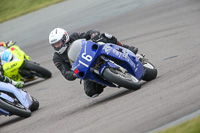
51;39;66;51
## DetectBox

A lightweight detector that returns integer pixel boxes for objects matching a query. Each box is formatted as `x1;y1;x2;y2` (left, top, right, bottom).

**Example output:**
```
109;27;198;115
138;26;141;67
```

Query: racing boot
123;44;138;55
117;41;138;54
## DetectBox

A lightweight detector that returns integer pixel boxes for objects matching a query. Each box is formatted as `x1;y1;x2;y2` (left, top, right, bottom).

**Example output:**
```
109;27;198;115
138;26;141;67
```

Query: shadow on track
0;117;24;128
59;86;145;120
23;79;46;88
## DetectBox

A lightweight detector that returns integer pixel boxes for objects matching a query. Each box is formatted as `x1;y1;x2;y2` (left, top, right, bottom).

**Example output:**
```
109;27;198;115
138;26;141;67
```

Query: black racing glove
64;71;77;81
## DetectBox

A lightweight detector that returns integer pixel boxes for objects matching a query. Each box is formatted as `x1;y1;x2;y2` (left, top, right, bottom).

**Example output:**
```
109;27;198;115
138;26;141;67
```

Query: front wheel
0;98;31;118
102;67;141;90
142;62;157;81
29;96;39;112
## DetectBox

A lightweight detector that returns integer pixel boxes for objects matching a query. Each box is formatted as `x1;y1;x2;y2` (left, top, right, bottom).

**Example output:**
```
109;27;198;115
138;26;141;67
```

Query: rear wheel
0;98;31;118
23;61;52;79
102;67;141;90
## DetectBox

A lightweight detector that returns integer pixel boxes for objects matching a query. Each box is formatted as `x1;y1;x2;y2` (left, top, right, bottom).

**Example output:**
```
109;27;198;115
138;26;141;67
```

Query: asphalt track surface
1;0;200;133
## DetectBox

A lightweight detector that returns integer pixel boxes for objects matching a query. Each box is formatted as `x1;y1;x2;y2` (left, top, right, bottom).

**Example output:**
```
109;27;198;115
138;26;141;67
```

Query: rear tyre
0;98;31;118
24;61;52;79
142;62;157;81
102;67;141;90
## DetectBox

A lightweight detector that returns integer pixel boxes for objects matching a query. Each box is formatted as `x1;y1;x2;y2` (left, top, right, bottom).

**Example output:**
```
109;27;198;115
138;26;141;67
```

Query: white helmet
49;28;70;54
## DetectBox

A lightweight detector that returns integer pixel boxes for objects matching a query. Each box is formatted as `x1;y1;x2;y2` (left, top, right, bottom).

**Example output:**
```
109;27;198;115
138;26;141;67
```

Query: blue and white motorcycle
68;39;157;90
0;82;39;118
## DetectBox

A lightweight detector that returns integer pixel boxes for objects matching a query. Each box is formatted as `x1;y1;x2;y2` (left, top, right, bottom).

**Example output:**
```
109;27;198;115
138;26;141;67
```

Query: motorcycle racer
49;28;139;98
0;41;32;81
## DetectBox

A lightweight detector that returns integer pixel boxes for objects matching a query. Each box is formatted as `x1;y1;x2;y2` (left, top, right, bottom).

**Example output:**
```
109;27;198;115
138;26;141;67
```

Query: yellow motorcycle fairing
2;45;32;81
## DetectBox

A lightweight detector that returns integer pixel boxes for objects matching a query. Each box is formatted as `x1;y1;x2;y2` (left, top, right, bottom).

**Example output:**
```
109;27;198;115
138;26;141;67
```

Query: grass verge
157;115;200;133
0;0;64;23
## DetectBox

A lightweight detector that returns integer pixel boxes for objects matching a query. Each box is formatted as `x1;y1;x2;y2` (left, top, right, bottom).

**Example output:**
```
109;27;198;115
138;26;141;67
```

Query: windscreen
68;39;84;64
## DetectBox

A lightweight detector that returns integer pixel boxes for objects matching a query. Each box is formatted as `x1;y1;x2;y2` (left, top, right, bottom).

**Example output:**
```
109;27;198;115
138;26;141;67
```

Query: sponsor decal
102;45;112;54
123;49;129;59
5;63;17;70
113;49;120;56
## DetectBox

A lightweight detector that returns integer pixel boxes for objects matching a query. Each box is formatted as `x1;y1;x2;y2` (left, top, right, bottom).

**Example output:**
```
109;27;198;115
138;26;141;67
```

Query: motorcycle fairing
71;40;145;86
0;91;15;115
0;82;32;108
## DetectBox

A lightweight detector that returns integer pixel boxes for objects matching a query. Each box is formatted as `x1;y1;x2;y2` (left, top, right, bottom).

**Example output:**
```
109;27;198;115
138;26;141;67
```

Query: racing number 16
79;53;92;67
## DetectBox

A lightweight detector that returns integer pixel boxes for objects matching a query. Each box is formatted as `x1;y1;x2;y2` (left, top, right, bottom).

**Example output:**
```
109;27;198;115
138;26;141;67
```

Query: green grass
0;0;64;23
157;115;200;133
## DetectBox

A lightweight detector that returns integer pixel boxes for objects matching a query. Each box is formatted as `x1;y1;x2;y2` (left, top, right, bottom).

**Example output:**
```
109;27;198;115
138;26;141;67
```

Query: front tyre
102;67;141;90
29;96;39;112
142;62;157;81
